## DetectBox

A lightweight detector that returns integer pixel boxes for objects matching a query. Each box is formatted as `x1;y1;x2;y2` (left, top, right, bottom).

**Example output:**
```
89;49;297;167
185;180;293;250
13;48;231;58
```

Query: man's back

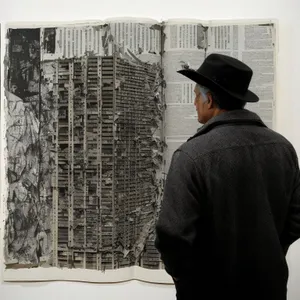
155;110;300;300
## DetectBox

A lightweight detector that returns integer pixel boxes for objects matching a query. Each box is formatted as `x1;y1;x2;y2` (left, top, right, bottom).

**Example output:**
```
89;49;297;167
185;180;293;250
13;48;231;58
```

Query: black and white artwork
3;21;166;275
2;19;276;283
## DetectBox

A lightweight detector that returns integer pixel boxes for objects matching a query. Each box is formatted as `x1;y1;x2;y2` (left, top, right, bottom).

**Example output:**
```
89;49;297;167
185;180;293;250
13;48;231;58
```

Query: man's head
178;54;259;124
193;83;246;124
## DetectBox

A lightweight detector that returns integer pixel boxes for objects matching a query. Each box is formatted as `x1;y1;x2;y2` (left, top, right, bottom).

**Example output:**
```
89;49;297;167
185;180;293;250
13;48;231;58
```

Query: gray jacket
155;109;300;300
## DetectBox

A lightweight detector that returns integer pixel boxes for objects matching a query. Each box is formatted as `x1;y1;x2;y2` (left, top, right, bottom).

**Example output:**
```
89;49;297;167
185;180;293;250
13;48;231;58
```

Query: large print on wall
2;18;277;283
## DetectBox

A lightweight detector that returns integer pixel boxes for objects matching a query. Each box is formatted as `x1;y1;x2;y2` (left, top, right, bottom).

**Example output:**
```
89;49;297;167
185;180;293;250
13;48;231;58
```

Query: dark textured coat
155;109;300;300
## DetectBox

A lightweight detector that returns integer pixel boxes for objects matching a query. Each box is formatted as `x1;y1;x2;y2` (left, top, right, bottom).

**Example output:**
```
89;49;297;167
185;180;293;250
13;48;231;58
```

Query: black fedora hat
177;53;259;103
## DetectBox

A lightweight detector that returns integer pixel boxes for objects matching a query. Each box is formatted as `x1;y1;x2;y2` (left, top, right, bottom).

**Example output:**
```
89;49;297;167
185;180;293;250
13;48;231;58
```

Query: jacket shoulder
178;126;297;162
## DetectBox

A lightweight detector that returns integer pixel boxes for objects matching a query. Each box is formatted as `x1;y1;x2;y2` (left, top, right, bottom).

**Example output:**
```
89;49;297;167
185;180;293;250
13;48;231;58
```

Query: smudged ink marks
43;28;56;54
4;28;54;268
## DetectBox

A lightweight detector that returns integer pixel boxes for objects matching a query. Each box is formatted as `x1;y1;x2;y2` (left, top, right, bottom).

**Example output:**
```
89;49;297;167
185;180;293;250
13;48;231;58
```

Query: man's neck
212;108;227;118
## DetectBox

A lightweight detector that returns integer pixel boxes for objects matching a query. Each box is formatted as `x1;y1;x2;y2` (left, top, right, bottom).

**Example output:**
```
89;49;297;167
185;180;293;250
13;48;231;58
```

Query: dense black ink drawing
43;28;56;54
5;28;54;267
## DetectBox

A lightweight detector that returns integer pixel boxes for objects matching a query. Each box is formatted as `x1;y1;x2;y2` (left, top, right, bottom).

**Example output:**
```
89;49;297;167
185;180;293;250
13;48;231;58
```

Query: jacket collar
188;109;267;141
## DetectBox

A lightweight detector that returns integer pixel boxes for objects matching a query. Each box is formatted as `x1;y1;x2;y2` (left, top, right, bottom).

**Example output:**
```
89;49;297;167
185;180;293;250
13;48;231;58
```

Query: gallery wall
1;0;300;299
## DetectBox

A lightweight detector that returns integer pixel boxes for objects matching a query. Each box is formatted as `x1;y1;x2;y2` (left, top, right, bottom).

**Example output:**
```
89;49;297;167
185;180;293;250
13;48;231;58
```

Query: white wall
1;0;300;299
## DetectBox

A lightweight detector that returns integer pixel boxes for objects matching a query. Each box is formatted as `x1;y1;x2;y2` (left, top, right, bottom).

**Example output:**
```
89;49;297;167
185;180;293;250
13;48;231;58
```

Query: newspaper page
2;18;170;283
162;20;208;170
206;21;276;129
163;20;276;171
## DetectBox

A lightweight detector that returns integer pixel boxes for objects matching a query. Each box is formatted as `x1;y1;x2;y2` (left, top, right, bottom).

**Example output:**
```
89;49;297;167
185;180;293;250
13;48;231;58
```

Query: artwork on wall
1;18;277;283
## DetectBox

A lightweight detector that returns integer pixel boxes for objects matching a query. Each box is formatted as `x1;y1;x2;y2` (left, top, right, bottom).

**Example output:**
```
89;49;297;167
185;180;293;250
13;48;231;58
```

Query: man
155;54;300;300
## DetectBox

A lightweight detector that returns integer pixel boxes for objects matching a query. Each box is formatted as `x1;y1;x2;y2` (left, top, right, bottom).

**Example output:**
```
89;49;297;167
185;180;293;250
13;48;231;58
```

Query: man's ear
207;93;214;109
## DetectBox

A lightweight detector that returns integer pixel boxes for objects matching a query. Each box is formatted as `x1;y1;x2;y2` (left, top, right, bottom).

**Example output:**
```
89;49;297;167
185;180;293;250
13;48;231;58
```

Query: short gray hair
195;83;247;110
195;84;210;103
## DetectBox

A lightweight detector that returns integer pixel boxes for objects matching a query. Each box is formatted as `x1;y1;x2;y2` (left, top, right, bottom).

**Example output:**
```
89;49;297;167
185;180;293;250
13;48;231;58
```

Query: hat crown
177;53;259;102
198;54;253;95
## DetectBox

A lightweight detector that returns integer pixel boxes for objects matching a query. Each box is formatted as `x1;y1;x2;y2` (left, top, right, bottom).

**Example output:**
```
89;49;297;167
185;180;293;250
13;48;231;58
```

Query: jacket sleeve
155;149;203;278
281;149;300;255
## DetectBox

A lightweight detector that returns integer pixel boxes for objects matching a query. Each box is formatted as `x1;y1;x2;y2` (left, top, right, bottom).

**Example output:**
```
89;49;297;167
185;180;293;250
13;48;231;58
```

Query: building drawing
51;55;162;270
4;27;164;272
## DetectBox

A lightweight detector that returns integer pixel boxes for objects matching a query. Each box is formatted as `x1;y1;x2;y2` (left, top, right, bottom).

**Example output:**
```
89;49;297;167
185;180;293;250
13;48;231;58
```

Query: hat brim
177;69;259;103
